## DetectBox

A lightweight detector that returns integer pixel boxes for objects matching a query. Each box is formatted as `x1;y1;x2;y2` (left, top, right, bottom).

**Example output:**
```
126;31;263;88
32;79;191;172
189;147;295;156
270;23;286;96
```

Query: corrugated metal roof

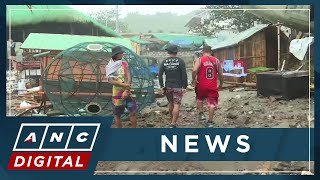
204;38;220;47
208;24;270;50
6;5;121;37
204;30;237;47
21;33;133;51
151;33;208;46
130;36;152;45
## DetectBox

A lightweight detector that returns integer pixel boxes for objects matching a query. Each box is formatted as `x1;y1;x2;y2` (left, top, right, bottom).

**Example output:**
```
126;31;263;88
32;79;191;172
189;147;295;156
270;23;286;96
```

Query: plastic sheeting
169;40;193;47
289;37;314;60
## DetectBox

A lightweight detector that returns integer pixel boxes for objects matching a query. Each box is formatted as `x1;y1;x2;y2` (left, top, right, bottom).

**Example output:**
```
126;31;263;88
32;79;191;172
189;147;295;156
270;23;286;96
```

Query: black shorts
112;97;137;117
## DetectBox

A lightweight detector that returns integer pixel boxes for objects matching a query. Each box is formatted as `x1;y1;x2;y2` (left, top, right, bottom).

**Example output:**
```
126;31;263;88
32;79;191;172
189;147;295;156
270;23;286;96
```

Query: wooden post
22;30;26;41
277;21;281;71
70;24;74;35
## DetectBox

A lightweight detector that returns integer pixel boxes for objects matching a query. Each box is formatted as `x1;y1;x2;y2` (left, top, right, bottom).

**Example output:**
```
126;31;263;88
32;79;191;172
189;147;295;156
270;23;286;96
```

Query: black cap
165;44;179;53
112;46;124;57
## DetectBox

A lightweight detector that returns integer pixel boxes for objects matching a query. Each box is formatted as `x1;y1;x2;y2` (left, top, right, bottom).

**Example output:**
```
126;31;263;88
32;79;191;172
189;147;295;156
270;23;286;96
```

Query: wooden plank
20;100;39;105
237;45;241;60
15;104;53;117
16;103;52;110
257;32;261;67
258;33;262;67
15;109;33;117
235;46;238;60
244;41;247;62
296;31;303;39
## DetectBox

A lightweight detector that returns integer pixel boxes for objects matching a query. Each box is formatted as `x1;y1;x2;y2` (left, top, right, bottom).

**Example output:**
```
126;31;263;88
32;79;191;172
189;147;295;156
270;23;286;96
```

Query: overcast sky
69;5;206;18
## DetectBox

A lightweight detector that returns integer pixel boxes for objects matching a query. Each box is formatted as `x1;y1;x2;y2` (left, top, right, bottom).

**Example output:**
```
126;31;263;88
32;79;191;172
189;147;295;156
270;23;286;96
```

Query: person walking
192;45;223;126
159;44;188;128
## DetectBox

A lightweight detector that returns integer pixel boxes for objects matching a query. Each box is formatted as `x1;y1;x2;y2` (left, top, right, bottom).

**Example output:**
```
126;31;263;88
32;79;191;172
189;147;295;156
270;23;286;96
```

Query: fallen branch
15;103;53;117
15;106;50;117
15;109;33;117
245;89;257;91
224;81;256;87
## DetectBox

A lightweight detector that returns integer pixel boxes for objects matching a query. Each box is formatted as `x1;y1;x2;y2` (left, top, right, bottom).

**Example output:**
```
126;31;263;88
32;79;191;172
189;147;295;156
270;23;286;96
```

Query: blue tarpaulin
149;66;159;74
169;40;193;47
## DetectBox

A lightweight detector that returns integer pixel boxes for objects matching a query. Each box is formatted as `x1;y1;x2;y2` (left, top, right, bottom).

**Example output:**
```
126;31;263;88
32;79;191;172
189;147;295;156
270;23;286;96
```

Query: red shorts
195;87;219;107
166;87;183;105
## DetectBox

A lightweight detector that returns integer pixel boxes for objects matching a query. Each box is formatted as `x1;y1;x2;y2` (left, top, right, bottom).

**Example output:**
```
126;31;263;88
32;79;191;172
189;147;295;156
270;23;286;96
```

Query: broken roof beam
33;51;51;58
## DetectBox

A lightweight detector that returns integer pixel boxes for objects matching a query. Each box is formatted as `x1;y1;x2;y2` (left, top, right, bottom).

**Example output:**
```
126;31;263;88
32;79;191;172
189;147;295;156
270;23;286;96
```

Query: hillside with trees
123;11;199;33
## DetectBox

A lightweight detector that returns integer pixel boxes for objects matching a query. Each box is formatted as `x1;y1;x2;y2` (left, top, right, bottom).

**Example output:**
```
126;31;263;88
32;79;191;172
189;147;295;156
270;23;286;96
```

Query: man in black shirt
159;44;188;128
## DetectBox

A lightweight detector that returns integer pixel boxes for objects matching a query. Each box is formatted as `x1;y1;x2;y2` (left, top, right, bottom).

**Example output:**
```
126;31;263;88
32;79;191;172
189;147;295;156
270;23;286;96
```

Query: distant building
125;33;209;62
6;5;123;81
142;33;208;65
130;36;153;55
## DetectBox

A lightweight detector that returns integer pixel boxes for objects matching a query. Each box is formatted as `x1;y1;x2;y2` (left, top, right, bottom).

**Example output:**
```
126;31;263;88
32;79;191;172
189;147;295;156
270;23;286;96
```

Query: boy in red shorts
192;45;223;125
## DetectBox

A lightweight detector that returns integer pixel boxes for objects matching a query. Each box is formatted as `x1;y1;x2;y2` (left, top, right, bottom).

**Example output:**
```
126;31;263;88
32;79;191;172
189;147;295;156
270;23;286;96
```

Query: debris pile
6;70;52;116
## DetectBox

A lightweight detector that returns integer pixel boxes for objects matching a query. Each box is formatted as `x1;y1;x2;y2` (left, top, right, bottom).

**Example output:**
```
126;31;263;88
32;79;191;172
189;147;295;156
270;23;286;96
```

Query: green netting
247;67;275;73
42;42;155;117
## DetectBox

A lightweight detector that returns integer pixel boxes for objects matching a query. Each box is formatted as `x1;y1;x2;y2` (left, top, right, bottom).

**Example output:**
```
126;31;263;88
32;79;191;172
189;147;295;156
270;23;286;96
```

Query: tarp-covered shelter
242;5;313;32
128;33;208;54
150;33;207;47
6;5;121;42
243;5;314;86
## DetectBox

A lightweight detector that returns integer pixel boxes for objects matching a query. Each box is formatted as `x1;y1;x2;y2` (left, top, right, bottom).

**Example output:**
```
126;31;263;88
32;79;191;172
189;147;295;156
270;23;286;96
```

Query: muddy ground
97;87;314;175
116;89;313;129
6;69;314;175
95;161;313;175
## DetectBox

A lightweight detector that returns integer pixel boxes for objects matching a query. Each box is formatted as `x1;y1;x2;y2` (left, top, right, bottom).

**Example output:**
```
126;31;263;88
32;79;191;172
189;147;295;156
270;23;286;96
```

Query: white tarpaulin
289;37;314;60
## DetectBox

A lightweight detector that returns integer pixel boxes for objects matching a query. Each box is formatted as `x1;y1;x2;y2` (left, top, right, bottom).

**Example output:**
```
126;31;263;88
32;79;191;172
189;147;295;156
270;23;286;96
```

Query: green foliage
247;67;275;73
189;5;270;36
89;10;130;33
